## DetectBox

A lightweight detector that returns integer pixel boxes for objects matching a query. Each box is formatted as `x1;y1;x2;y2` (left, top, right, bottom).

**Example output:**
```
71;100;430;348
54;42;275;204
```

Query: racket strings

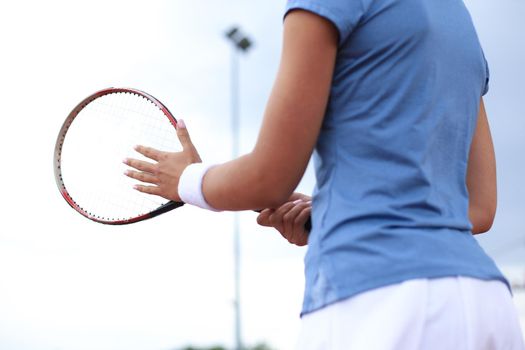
59;91;181;222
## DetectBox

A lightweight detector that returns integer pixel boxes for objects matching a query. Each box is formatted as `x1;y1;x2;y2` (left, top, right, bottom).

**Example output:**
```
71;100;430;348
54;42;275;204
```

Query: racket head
54;87;184;225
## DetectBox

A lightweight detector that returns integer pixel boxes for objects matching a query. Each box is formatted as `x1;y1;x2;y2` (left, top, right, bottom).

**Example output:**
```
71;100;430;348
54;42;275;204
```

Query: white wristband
178;163;221;211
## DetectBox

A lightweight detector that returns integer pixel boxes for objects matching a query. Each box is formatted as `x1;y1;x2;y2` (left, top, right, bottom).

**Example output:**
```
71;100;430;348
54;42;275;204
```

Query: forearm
466;99;497;235
201;150;305;211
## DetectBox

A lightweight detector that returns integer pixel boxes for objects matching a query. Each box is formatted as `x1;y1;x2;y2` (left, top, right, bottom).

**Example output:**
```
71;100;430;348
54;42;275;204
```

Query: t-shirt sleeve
481;50;490;96
284;0;364;45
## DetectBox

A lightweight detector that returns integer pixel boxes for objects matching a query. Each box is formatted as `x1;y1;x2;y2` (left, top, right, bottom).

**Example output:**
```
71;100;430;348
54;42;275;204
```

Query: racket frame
54;87;184;225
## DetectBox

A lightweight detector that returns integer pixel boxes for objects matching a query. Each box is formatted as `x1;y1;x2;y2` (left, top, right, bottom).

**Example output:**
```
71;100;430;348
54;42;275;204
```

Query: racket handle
149;201;185;218
304;216;312;232
253;210;312;233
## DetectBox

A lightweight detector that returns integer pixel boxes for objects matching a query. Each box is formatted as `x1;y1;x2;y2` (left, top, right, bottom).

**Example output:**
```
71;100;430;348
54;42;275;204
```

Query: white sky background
0;1;523;350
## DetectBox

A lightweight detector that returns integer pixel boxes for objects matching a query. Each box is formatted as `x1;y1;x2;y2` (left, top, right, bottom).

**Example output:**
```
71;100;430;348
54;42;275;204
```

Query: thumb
176;119;194;150
257;209;273;227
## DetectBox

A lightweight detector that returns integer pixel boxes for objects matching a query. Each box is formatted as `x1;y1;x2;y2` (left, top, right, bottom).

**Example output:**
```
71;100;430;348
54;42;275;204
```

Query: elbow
470;204;496;235
245;149;305;209
242;152;301;209
268;191;294;209
472;217;494;235
254;180;295;209
249;167;296;209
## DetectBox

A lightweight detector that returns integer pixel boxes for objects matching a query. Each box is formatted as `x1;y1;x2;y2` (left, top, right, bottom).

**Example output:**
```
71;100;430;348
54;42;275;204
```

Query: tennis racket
54;87;311;230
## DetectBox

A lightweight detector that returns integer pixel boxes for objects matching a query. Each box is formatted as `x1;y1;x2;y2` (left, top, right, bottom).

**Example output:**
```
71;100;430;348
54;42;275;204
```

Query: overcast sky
0;1;523;349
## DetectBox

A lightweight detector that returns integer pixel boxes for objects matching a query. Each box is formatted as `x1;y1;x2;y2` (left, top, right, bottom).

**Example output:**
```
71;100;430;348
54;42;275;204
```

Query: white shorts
296;277;525;350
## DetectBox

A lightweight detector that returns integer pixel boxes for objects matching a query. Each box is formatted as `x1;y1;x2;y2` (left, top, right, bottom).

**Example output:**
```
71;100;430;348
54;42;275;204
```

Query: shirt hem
300;269;510;317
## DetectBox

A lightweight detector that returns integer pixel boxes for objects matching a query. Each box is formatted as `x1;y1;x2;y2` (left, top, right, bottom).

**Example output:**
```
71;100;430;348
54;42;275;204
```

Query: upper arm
466;98;497;234
251;10;339;201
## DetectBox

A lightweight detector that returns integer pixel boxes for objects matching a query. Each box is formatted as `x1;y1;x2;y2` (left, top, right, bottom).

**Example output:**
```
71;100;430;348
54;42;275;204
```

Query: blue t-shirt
285;0;508;315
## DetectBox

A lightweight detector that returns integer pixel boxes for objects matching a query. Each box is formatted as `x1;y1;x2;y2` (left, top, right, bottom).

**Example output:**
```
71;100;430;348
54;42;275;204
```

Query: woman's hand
257;193;312;246
123;120;201;202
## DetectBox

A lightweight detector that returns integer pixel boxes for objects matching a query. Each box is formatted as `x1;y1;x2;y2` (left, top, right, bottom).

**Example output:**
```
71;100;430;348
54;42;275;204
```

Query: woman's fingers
293;205;311;246
123;157;158;184
269;202;295;229
260;200;310;245
257;208;274;227
123;157;156;174
133;184;162;196
134;145;163;161
176;120;202;163
176;119;194;151
255;195;311;246
282;201;305;237
289;192;312;202
283;201;310;245
294;205;311;229
124;169;158;184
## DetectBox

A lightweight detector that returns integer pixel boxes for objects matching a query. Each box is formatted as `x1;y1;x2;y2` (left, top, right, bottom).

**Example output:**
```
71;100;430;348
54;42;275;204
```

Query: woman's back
288;0;508;314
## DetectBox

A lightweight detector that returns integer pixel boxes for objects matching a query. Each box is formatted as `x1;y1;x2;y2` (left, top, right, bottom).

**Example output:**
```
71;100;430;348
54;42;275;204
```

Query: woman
124;0;525;348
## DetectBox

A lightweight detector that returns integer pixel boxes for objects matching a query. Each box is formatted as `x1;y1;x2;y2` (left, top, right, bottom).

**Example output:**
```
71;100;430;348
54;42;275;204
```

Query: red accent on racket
54;87;184;225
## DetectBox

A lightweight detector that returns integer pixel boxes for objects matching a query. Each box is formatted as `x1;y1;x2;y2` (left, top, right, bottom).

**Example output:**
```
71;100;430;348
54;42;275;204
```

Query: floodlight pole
225;26;252;350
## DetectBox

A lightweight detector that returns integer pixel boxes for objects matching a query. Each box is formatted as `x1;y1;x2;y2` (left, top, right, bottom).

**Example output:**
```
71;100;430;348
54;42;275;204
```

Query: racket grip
150;201;185;218
304;216;312;232
253;210;312;233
